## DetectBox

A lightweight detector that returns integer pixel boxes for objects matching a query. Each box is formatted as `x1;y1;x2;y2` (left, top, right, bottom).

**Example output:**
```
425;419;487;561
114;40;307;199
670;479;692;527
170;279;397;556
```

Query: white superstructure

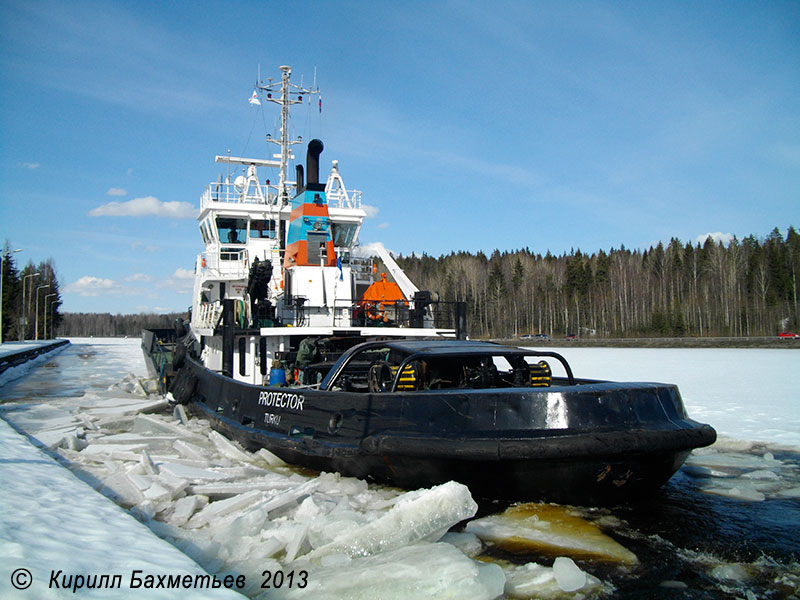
188;67;457;386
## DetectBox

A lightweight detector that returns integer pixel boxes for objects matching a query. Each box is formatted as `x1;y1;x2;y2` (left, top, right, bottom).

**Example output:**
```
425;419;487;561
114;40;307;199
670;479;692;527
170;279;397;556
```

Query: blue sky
1;1;798;314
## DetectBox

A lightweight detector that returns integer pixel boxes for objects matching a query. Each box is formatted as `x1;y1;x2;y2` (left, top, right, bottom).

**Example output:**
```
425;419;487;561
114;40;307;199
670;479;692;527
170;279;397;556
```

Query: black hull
173;355;716;505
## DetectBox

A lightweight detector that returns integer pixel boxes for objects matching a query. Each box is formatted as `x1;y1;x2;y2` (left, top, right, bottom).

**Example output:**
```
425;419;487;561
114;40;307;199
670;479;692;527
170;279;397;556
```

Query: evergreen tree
1;242;22;341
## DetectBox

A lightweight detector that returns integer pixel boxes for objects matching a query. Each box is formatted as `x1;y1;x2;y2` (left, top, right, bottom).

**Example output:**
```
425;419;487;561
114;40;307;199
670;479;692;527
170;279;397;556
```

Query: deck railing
201;181;362;210
201;249;249;279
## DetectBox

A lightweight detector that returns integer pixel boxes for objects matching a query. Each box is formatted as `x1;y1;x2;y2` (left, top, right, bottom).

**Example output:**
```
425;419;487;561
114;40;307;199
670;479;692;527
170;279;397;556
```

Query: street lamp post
0;248;23;344
35;284;50;341
44;293;57;340
21;272;41;341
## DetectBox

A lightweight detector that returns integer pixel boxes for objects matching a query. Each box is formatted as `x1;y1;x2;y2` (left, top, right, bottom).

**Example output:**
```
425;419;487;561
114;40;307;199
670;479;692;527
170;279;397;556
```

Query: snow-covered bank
0;418;245;599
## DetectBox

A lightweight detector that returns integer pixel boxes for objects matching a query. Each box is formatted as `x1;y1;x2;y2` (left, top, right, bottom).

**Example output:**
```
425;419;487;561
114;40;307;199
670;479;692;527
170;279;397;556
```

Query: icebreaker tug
143;66;716;505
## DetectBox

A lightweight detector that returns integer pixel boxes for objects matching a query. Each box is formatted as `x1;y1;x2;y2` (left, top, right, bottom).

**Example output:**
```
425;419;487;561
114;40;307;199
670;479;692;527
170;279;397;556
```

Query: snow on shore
0;418;245;599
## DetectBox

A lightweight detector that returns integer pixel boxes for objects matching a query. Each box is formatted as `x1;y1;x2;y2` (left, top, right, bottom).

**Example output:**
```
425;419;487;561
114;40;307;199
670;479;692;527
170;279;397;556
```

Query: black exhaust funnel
306;139;324;186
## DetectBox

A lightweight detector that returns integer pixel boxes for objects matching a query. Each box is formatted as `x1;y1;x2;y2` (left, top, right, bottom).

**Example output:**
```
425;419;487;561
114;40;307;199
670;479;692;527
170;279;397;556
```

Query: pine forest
396;226;800;339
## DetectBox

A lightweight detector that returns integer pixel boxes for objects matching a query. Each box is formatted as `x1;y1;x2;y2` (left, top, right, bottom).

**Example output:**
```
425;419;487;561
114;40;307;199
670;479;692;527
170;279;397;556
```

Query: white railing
201;181;362;210
195;302;222;330
201;182;280;208
202;249;249;279
327;187;362;209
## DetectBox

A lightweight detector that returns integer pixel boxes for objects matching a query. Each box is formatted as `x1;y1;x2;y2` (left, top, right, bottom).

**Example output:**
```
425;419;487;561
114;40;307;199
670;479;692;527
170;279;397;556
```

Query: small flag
336;255;343;280
318;96;322;113
249;90;261;106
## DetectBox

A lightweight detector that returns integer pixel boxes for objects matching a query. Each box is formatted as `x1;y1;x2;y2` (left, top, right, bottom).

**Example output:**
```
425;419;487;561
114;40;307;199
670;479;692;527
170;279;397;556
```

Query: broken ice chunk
99;470;146;507
552;556;587;592
501;559;607;599
260;479;320;516
79;414;99;431
685;451;781;471
255;447;287;468
157;461;234;483
209;430;253;463
300;481;477;563
284;522;311;562
741;469;780;480
465;503;638;565
265;542;504;600
502;561;556;598
682;464;734;479
167;495;208;526
80;443;149;455
174;439;210;462
186;489;263;528
440;531;483;557
702;485;766;502
140;449;158;475
777;486;800;499
173;403;189;425
710;562;752;583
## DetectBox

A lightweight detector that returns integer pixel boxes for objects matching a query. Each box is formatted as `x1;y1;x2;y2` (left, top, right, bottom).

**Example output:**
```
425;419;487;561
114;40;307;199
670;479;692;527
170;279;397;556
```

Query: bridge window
217;217;246;245
331;222;358;247
250;219;276;239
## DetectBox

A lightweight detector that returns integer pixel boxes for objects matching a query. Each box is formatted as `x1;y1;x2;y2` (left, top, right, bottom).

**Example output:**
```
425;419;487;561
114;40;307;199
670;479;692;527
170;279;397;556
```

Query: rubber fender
168;366;197;405
173;341;187;369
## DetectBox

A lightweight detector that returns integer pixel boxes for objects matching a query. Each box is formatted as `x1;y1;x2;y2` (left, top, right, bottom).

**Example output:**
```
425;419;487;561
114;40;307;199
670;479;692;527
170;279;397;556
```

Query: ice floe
683;441;800;501
465;503;638;565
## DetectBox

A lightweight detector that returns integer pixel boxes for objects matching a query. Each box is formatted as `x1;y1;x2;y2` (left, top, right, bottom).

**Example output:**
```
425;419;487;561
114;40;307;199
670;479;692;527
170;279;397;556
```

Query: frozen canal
1;338;798;599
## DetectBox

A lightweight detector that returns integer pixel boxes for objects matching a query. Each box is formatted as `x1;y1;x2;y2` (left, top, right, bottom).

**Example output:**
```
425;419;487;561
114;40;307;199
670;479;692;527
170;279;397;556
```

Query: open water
2;339;798;599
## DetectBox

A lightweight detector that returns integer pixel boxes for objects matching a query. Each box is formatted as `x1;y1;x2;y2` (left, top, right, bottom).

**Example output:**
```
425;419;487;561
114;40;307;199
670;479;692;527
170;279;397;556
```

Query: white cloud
696;232;734;246
63;276;115;296
89;196;197;218
64;274;160;297
377;222;390;229
107;187;127;196
157;268;195;293
362;204;380;219
20;162;40;169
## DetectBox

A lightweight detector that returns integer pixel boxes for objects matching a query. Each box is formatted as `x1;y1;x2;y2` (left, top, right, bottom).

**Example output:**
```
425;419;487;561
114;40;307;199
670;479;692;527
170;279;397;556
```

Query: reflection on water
2;342;798;599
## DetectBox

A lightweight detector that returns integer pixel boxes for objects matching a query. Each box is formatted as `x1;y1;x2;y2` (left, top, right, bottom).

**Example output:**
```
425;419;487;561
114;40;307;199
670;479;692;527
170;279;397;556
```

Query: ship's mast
256;66;319;205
